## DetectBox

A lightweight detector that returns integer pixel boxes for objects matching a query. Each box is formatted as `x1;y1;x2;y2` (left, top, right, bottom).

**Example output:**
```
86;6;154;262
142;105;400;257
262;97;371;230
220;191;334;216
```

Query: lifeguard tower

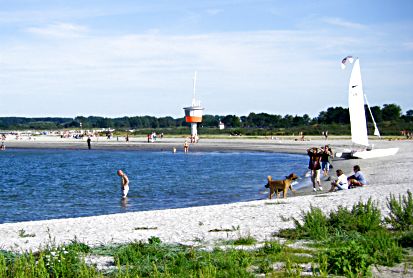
183;72;204;138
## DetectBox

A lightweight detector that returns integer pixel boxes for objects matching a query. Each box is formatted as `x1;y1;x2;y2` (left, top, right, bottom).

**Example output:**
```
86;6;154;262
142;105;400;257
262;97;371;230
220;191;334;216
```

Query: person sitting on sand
329;169;348;192
117;170;129;198
348;165;367;188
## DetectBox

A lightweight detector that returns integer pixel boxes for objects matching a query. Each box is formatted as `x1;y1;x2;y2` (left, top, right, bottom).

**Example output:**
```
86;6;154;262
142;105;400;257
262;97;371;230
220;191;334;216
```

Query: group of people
307;146;367;192
329;165;367;192
307;145;334;191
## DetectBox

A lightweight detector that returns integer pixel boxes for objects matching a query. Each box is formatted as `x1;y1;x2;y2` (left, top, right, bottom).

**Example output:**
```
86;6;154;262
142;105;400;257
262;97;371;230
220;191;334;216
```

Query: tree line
0;103;412;135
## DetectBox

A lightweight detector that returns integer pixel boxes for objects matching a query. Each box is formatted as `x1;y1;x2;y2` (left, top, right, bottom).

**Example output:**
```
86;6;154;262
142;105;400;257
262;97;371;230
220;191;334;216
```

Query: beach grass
1;191;412;277
276;192;413;276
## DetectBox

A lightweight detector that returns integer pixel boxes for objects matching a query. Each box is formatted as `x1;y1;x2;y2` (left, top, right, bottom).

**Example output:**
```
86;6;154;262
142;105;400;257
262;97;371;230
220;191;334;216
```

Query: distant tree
401;109;413;122
202;115;220;127
367;105;383;123
158;116;175;128
382;104;401;121
221;115;241;128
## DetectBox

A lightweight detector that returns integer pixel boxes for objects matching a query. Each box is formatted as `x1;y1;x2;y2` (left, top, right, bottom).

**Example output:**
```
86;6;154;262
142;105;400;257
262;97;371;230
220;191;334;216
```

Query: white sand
1;137;412;252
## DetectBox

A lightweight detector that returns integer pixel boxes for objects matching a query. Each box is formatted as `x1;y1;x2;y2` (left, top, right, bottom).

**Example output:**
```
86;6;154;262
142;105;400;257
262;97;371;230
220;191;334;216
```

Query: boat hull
336;148;399;159
352;148;399;159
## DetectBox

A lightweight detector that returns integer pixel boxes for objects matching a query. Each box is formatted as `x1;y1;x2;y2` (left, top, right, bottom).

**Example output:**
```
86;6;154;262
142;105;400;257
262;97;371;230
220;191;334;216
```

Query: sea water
0;149;308;223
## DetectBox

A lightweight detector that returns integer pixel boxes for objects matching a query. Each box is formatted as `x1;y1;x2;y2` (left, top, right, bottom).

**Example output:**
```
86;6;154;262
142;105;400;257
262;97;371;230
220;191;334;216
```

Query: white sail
348;59;369;147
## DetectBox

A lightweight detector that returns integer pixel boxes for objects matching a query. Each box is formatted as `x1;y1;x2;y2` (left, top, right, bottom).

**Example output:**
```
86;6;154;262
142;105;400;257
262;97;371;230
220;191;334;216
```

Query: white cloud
322;17;366;29
0;24;412;117
206;9;223;16
26;22;89;39
404;42;413;50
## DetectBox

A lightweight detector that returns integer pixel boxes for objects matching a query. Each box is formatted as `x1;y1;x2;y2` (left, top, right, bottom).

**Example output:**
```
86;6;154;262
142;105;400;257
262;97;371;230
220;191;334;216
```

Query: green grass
0;191;412;277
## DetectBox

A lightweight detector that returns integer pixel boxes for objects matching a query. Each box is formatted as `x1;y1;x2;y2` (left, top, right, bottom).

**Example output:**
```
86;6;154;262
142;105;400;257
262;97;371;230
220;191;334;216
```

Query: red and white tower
183;72;204;137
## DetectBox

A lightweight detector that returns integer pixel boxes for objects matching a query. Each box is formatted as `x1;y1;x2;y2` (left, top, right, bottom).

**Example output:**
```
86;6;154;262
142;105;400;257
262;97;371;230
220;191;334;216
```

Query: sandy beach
1;136;412;253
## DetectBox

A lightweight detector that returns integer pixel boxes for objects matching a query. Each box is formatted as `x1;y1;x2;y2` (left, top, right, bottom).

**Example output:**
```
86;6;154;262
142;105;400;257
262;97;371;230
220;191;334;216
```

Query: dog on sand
265;173;298;199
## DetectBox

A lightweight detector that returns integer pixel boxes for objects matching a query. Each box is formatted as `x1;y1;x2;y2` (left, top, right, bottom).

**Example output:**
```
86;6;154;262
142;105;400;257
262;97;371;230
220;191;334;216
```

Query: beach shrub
328;199;382;234
385;190;413;231
349;198;382;233
0;247;100;278
260;241;283;255
114;241;255;277
398;229;413;248
363;230;403;266
65;238;91;253
148;236;162;245
322;229;402;276
322;238;372;276
232;235;257;246
295;206;329;240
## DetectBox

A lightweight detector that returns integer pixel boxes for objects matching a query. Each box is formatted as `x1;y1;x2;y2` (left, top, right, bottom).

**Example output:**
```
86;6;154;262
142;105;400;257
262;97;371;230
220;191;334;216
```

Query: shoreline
0;137;412;252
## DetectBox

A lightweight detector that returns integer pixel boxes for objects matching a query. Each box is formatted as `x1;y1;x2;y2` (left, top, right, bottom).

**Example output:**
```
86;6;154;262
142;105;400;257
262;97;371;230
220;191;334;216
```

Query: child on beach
117;170;129;198
321;145;333;176
329;169;348;192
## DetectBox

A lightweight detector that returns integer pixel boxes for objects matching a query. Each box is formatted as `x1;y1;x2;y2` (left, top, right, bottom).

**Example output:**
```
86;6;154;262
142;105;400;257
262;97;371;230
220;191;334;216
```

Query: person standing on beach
307;147;323;191
321;145;333;176
117;170;129;198
184;140;189;153
87;137;91;150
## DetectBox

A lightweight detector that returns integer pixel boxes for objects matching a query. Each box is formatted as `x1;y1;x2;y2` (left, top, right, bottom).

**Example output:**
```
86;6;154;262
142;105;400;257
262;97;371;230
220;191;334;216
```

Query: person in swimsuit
117;170;129;198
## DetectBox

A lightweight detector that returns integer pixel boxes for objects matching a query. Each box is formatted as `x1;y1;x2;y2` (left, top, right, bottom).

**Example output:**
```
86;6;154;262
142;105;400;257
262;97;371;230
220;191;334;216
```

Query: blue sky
0;0;412;118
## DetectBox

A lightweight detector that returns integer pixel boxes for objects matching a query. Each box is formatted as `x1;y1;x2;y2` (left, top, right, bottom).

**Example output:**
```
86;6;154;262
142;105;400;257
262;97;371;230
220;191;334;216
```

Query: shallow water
0;149;308;223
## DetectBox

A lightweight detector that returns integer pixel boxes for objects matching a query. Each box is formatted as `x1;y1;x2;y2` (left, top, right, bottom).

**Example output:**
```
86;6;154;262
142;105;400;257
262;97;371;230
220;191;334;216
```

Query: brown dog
265;173;298;199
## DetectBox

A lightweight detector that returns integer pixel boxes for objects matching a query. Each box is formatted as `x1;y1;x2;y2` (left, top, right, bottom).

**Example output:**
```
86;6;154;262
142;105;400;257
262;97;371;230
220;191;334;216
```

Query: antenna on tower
192;71;197;106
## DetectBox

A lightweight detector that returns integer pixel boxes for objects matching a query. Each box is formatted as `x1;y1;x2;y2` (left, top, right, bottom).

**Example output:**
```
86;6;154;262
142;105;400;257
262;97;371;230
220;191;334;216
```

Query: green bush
260;241;282;255
398;229;413;248
323;229;402;276
232;235;257;246
287;207;329;240
322;239;372;276
328;199;382;234
385;190;413;231
65;239;91;253
350;198;382;233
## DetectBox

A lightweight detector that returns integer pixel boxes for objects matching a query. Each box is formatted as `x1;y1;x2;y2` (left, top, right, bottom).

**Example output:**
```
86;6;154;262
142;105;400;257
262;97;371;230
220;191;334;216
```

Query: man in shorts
117;170;130;198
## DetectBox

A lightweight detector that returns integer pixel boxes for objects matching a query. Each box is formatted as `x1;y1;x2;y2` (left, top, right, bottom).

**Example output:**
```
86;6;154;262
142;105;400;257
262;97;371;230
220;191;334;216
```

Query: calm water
0;149;308;223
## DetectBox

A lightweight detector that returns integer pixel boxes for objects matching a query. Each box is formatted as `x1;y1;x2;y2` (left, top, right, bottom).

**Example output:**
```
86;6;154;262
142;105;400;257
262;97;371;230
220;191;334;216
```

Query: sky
0;0;412;118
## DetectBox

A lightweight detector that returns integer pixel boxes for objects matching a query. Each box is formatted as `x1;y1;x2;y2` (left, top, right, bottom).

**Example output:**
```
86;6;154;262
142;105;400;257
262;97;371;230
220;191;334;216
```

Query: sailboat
336;57;399;159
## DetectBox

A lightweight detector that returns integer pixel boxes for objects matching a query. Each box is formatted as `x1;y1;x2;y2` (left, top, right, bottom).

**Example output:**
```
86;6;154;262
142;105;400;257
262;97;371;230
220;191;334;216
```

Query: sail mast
364;94;381;137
